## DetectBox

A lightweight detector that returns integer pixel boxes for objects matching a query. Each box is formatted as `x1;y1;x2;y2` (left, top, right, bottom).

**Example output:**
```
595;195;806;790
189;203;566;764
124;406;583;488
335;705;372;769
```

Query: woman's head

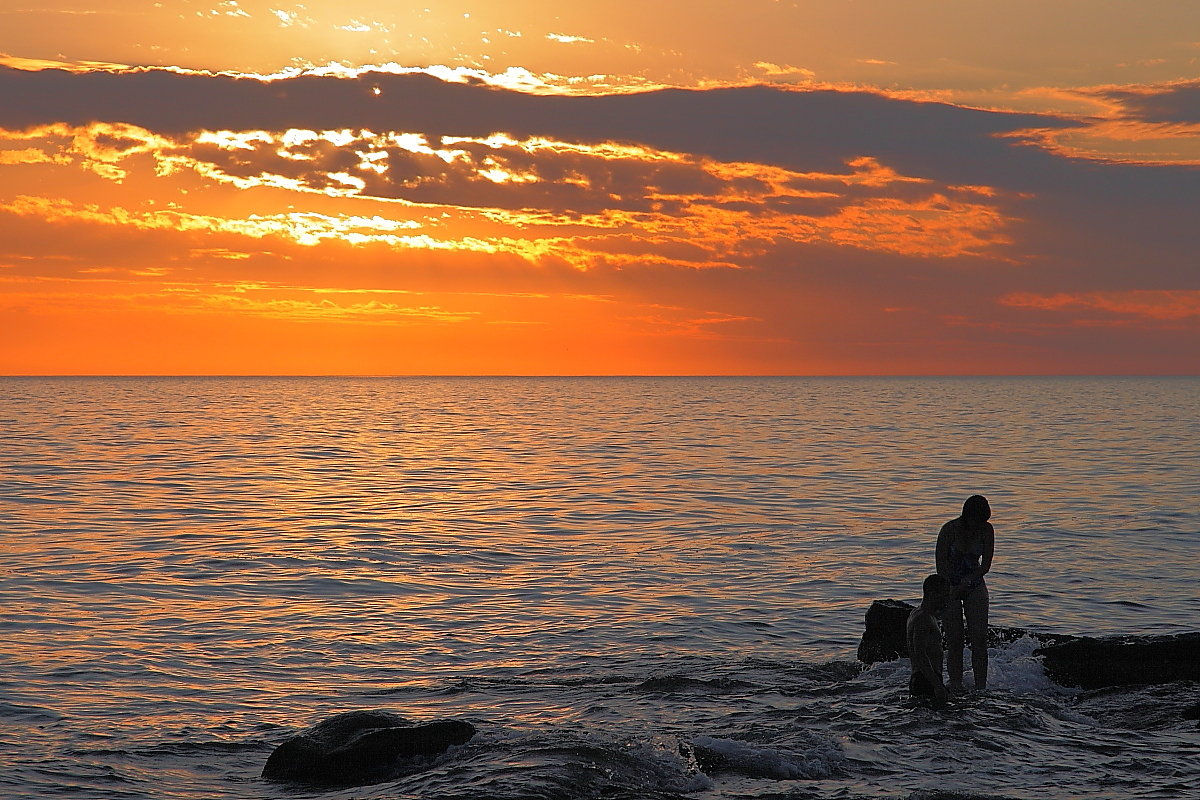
962;494;991;523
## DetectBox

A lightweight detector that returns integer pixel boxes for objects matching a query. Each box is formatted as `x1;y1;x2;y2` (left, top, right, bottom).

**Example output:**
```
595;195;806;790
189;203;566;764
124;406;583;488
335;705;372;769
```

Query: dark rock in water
855;599;1072;664
1035;633;1200;690
262;710;475;787
856;599;913;663
1182;702;1200;720
857;599;1200;691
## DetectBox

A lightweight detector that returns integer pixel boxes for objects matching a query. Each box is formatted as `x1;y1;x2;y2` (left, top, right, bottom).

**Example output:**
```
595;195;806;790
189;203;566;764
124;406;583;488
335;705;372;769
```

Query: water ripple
1;377;1197;800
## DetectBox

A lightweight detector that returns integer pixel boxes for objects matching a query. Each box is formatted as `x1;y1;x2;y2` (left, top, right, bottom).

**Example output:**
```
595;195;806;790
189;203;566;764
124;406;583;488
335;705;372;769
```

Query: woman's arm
974;522;995;579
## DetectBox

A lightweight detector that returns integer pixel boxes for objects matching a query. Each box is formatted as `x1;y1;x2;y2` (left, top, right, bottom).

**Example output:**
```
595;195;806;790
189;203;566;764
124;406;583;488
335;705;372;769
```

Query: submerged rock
262;710;475;787
856;599;1197;690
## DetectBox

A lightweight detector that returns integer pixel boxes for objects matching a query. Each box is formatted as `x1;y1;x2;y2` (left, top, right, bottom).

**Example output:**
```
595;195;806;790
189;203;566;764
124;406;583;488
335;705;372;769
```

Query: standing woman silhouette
936;495;995;692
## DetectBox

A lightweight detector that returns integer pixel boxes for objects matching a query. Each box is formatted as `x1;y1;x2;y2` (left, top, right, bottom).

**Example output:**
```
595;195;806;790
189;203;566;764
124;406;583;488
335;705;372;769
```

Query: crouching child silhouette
907;573;951;708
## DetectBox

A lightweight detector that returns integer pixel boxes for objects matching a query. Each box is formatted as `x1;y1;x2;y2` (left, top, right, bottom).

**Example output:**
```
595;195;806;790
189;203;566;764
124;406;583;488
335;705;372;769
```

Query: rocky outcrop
855;599;1071;664
856;598;1197;690
262;710;475;787
1035;633;1200;689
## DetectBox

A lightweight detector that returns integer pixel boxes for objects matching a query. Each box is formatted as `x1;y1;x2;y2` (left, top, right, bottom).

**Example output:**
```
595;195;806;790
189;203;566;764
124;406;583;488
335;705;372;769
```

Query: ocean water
0;376;1197;800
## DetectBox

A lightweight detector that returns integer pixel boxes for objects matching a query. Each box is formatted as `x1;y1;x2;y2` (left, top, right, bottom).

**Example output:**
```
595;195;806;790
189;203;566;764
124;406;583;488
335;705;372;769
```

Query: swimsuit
947;538;981;587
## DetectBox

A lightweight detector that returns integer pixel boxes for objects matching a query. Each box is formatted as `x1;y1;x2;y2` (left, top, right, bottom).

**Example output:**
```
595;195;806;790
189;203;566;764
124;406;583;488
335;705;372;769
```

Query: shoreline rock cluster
856;598;1200;689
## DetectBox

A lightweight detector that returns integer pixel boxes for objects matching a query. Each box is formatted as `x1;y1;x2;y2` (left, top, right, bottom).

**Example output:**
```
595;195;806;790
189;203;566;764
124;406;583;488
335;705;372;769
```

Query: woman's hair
962;494;991;523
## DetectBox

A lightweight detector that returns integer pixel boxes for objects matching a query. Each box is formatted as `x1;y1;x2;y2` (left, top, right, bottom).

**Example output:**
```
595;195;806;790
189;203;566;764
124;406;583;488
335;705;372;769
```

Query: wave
687;733;844;779
67;741;268;758
0;701;61;721
634;676;757;694
12;640;1200;800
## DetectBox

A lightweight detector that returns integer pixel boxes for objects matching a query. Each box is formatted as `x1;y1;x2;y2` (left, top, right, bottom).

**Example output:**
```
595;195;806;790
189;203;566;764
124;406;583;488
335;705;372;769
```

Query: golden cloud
0;194;500;252
1;120;1016;274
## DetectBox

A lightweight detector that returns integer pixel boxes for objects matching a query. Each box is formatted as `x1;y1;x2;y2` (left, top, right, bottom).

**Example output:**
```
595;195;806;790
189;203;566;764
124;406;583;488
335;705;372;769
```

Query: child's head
922;573;950;604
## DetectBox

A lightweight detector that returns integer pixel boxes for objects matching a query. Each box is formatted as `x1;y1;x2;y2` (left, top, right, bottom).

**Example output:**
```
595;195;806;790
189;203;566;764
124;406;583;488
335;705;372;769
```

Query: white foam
634;737;716;793
984;636;1077;696
860;635;1077;697
861;656;911;687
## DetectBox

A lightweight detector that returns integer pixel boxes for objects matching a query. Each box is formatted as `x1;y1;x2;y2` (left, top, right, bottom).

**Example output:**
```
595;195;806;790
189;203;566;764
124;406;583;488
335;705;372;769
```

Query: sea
1;376;1197;800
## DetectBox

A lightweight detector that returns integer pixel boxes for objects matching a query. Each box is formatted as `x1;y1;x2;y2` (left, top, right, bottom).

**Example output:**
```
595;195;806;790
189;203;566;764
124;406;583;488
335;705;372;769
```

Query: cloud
1007;80;1200;165
0;8;124;15
0;193;500;253
2;64;1198;373
195;291;478;323
753;61;815;80
0;65;1070;274
1001;290;1200;321
546;33;594;45
1093;80;1200;124
0;147;65;165
0;64;1071;181
2;115;1020;270
0;53;129;72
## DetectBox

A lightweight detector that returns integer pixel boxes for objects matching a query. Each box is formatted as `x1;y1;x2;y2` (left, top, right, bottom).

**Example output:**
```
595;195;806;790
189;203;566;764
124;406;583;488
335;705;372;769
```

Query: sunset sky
2;1;1198;374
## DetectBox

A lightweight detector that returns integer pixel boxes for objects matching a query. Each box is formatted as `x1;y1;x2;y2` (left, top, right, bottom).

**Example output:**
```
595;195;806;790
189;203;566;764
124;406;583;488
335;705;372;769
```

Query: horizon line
2;373;1196;379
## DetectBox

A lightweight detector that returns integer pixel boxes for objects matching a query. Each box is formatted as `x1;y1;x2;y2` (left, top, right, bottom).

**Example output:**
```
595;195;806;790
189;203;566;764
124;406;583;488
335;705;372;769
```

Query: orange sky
1;1;1198;374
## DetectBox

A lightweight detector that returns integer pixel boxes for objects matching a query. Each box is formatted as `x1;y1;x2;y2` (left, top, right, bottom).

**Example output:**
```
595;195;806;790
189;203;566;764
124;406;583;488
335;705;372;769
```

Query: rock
262;710;475;787
857;598;1200;690
1035;634;1200;690
856;599;913;663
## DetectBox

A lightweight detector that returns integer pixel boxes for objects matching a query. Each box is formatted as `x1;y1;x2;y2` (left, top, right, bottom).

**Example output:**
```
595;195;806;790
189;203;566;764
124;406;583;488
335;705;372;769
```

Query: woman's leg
943;595;965;691
963;582;990;689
